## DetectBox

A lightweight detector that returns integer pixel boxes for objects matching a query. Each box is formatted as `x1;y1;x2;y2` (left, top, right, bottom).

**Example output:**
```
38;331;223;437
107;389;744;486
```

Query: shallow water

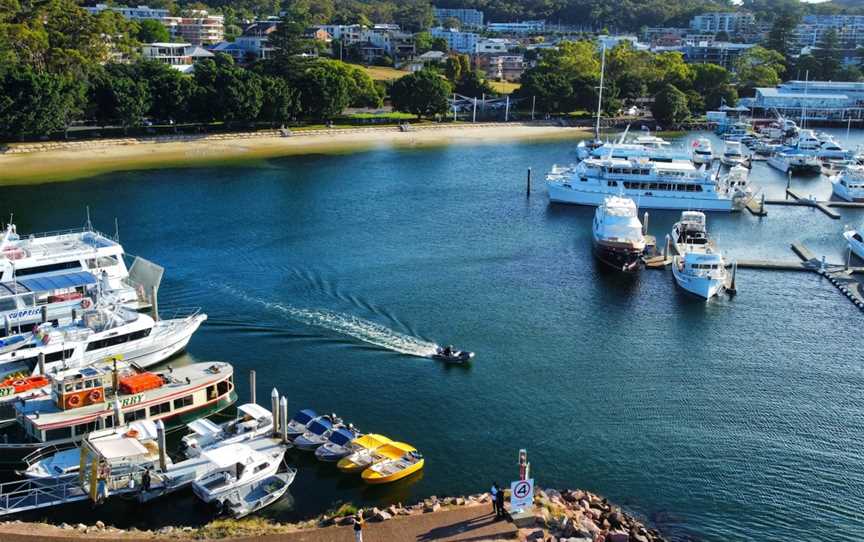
3;129;864;541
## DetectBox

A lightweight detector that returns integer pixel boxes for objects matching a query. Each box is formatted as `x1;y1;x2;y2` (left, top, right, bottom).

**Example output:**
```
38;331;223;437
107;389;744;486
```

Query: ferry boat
671;212;727;300
832;166;864;202
843;227;864;260
0;221;154;310
767;150;822;174
0;271;103;337
591;196;645;272
720;141;749;167
546;156;751;211
691;138;714;165
0;361;236;457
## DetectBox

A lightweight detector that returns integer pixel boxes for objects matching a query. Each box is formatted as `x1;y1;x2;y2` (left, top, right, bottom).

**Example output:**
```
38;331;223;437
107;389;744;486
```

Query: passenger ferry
831;166;864;202
671;212;727;300
546;156;751;211
767;150;822;174
0;221;152;309
591;196;645;272
0;361;236;456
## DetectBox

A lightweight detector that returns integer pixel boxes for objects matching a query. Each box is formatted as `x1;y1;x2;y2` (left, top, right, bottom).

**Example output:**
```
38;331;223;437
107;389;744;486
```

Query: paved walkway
0;505;518;542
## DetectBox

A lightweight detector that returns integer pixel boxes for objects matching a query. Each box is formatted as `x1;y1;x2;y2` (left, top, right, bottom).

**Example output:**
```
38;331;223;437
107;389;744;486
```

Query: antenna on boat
85;206;93;232
594;43;606;143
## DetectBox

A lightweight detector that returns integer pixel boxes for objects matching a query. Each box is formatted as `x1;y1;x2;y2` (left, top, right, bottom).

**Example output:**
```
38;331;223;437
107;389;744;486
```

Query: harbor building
689;12;755;34
749;80;864;121
430;27;479;54
433;8;484;29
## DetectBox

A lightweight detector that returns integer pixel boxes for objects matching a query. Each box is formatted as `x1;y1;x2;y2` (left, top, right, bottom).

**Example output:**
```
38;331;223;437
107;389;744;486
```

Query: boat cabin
0;271;98;338
53;367;107;411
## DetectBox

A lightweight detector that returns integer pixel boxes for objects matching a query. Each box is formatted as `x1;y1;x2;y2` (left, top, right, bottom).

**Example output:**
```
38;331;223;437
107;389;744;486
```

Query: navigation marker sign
509;478;534;512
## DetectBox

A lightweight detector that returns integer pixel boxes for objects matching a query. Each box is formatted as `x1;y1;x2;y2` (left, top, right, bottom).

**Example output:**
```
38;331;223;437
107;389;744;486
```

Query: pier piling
40;305;47;324
526;168;531;197
156;420;167;471
249;370;256;405
150;286;159;322
280;397;288;444
271;388;280;438
643;212;649;235
38;353;44;375
3;316;8;337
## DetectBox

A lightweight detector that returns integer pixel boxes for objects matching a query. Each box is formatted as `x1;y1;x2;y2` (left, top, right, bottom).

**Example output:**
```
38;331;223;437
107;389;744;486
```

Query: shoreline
0;487;668;541
0;123;590;186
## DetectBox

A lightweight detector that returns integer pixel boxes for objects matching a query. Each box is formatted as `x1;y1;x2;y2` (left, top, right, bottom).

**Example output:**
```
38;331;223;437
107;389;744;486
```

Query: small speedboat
0;334;29;355
432;345;474;364
314;426;361;462
293;416;341;451
221;470;296;519
361;443;424;484
282;409;317;441
337;433;393;473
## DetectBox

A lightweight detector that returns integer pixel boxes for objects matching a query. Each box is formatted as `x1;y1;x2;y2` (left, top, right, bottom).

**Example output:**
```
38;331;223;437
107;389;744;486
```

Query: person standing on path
495;484;505;519
353;512;364;542
490;483;499;516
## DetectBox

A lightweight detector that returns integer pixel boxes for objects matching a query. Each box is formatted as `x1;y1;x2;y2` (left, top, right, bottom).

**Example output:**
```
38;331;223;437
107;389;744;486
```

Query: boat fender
89;389;103;403
125;429;139;438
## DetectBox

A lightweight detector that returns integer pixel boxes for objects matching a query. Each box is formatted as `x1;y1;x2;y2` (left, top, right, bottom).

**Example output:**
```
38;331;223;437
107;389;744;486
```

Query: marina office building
749;80;864;121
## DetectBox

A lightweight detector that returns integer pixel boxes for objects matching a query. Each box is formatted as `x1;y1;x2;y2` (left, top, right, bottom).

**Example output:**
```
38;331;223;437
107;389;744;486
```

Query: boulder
75;524;87;532
336;516;355;526
387;505;399;516
373;509;392;522
580;518;601;536
608;511;624;528
424;502;441;513
455;497;465;506
94;521;105;530
607;530;629;542
526;529;545;541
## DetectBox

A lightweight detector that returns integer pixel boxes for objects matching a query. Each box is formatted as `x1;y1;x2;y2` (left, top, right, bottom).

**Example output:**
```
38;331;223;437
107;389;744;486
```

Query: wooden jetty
763;190;864;219
745;194;767;217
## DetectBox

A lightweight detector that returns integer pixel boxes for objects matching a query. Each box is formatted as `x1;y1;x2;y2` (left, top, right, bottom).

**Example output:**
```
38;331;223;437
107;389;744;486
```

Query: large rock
607;530;629;542
424;502;441;513
372;508;392;522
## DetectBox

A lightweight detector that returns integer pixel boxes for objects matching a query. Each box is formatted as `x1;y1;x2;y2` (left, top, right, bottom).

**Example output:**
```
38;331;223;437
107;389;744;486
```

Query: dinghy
221;470;296;519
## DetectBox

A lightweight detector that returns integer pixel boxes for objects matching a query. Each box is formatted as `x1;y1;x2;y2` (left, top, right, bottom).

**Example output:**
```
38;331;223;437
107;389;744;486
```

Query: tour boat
314;426;361;462
0;271;102;337
546;156;750;211
670;212;727;300
844;228;864;260
360;442;424;484
293;415;344;451
191;442;286;504
720;141;749;167
336;433;393;473
282;409;318;441
181;403;273;458
592;196;645;272
221;471;296;519
0;221;152;309
0;361;236;457
691;138;714;165
831;166;864;202
767;150;822;175
579;133;688;163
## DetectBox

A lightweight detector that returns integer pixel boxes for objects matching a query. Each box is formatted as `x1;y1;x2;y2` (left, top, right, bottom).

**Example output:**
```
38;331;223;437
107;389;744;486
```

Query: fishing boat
592;196;645;273
191;442;286;504
314;426;361;462
293;416;343;451
282;409;317;441
843;227;864;260
337;433;393;473
671;212;727;300
0;220;154;310
181;403;273;457
767;150;822;174
720;141;749;167
360;442;424;484
0;361;237;459
546;156;750;212
221;471;296;519
691;138;714;165
831;166;864;202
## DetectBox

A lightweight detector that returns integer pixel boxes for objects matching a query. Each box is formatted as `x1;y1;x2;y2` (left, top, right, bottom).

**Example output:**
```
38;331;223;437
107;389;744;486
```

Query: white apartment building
86;4;168;20
475;38;512;54
431;27;478;53
486;20;545;33
795;15;864;48
141;42;213;72
689;12;755;34
317;24;364;44
433;8;484;28
165;12;224;45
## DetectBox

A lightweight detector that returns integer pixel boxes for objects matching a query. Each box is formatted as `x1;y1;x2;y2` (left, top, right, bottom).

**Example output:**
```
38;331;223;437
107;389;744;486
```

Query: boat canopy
0;271;96;296
377;442;416;459
353;433;391;450
307;419;332;435
292;409;316;425
91;436;149;460
238;403;270;421
188;418;221;436
202;443;259;469
328;428;355;446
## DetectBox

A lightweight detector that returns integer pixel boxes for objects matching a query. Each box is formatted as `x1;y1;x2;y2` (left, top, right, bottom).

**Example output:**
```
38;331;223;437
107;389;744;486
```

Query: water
3;129;864;541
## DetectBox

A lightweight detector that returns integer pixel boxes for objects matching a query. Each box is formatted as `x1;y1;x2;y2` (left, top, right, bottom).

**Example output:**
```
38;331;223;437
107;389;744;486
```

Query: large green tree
192;55;263;123
765;12;799;64
651;84;690;125
136;19;170;43
91;65;151;129
735;46;785;95
813;28;842;81
294;62;352;119
258;75;299;125
0;65;83;140
390;70;451;119
134;61;195;122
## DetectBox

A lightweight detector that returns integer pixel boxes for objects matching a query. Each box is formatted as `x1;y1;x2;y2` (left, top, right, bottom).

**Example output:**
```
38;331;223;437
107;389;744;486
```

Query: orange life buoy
11;380;25;388
81;298;93;309
66;394;82;408
125;429;139;438
89;389;103;402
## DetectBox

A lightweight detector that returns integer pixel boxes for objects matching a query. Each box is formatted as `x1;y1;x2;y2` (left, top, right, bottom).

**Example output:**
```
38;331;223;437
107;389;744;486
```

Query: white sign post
509;478;534;513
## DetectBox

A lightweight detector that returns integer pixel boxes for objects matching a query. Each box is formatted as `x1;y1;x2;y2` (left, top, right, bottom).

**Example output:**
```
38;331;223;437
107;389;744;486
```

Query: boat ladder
0;477;88;516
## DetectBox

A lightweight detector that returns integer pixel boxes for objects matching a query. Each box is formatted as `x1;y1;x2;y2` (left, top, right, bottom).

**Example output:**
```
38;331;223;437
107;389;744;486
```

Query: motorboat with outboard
191;442;286;504
282;409;317;441
767;150;822;174
220;470;296;519
432;345;474;363
843;227;864;260
670;212;727;300
181;403;273;458
832;166;864;202
314;426;361;462
592;196;645;272
691;138;713;165
720;141;749;167
293;415;344;451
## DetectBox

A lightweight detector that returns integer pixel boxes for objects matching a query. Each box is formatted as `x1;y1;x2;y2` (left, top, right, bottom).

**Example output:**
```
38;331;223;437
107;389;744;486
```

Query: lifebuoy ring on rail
89;389;103;402
81;298;93;309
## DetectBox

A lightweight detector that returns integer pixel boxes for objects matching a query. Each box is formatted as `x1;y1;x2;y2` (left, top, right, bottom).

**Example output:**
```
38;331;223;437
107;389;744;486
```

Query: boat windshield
329;430;353;446
292;410;315;425
307;420;331;435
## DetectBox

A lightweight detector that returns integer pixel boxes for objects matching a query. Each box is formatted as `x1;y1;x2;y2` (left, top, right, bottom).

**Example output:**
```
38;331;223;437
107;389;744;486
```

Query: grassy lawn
490;80;521;94
358;65;410;82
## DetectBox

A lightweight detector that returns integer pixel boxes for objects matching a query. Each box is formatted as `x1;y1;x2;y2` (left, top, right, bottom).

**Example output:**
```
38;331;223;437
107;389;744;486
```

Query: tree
136;19;170;43
455;70;493;97
414;31;433;54
442;16;461;30
651;84;689;125
267;5;318;64
431;37;449;53
445;54;470;83
517;70;577;114
325;60;383;107
393;0;433;33
91;66;151;129
294;62;351;119
135;60;194;122
813;28;842;81
735;46;785;95
192;55;263;123
258;75;298;125
0;65;82;140
765;13;798;65
390;70;451;119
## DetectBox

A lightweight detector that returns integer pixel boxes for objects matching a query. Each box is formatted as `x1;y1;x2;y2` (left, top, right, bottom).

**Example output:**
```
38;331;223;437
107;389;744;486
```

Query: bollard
729;262;737;294
280;397;288;444
249;370;256;405
271;388;280;437
760;194;765;215
113;398;123;427
526;168;531;197
156;420;167;472
642;211;649;236
38;353;45;375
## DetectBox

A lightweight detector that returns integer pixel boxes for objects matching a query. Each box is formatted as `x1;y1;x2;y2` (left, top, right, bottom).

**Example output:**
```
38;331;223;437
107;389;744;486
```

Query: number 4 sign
509;478;534;512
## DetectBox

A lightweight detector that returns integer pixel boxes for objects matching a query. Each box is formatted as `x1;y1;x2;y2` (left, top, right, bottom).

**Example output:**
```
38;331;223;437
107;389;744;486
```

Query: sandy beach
0;123;590;186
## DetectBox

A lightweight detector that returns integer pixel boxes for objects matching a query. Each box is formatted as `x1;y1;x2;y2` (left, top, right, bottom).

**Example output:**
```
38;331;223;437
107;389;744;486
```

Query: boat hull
361;459;424;484
548;183;736;211
672;262;724;300
592;240;643;273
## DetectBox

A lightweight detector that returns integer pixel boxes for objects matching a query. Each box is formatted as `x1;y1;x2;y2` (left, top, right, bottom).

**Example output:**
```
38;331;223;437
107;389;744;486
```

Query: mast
594;43;606;142
800;71;809;130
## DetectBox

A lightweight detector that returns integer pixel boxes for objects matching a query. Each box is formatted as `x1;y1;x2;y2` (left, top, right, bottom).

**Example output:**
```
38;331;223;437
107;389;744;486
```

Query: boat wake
215;283;438;357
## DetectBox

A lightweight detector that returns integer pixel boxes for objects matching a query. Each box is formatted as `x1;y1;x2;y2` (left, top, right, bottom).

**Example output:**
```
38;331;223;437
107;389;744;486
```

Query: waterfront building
85;4;169;20
682;41;755;70
430;27;479;54
433;7;484;29
689;12;755;34
750;80;864;121
794;15;864;49
317;24;364;45
486;21;545;34
141;42;214;73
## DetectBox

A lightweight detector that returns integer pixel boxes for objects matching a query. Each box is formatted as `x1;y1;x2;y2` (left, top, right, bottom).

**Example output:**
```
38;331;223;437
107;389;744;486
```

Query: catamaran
0;271;102;337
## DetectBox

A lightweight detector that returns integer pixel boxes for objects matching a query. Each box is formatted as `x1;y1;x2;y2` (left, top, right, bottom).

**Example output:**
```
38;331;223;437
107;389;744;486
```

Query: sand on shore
0;124;590;186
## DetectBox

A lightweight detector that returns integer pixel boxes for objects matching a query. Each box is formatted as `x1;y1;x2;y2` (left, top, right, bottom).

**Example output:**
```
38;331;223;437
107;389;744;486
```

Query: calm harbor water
4;129;864;541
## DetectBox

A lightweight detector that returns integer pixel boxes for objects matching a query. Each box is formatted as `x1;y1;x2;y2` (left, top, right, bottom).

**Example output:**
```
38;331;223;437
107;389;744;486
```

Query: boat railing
19;442;78;469
157;307;203;322
19;227;110;242
0;477;86;516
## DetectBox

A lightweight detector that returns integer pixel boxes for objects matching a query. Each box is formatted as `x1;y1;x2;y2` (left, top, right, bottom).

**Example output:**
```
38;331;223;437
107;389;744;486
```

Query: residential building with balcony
141;42;213;72
85;4;169;20
689;12;755;34
794;15;864;49
433;7;484;29
486;20;545;34
165;12;224;46
430;27;478;53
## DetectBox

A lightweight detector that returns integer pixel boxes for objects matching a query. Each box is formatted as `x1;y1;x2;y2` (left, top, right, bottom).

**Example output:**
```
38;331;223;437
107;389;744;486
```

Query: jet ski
432;345;475;364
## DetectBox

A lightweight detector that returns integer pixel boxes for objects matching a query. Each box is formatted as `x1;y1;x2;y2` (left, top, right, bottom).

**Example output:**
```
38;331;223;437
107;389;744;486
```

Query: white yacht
670;212;727;300
546;156;750;211
591;196;646;272
691;138;714;165
191;442;286;504
0;271;104;337
720;141;749;167
0;221;156;310
843;228;864;261
817;133;854;160
767;150;822;174
181;403;273;458
833;166;864;202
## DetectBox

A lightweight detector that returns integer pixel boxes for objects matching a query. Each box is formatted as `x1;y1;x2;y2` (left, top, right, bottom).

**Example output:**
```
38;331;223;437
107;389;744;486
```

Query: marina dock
762;190;864;219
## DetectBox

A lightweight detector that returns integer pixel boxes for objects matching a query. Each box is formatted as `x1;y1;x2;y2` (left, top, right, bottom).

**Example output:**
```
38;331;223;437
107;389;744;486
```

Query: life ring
81;298;93;309
125;429;139;438
89;389;103;402
11;380;25;388
66;394;82;408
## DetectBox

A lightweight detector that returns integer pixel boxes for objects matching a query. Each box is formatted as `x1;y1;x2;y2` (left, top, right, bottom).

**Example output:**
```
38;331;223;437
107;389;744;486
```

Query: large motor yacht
767;150;822;174
691;138;714;165
670;212;727;300
591;196;646;273
832;166;864;202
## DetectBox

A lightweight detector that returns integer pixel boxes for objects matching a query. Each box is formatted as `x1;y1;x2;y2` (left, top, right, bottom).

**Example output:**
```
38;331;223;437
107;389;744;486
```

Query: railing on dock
0;478;88;516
